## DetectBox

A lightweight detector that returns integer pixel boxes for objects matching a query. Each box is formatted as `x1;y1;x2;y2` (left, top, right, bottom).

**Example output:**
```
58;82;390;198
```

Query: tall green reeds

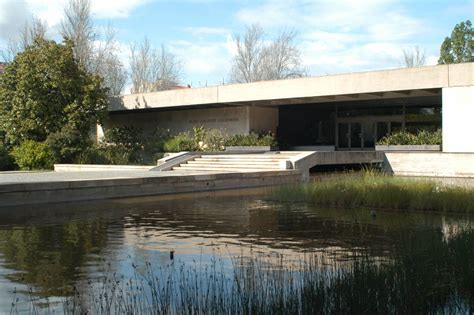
272;171;474;212
12;228;474;314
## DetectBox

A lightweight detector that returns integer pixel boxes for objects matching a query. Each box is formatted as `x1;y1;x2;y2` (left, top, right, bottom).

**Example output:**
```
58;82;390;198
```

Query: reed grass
272;171;474;212
11;228;474;314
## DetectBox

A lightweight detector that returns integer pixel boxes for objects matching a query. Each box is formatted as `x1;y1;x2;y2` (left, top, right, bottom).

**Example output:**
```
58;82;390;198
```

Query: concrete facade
106;63;473;154
442;86;474;153
110;63;473;111
101;105;279;138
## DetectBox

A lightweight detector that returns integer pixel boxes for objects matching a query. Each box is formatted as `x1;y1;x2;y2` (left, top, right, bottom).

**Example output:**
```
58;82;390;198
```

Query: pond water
0;187;472;313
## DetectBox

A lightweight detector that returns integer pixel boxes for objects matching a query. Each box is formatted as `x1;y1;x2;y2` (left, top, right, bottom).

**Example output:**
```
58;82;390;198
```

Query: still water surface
0;187;471;312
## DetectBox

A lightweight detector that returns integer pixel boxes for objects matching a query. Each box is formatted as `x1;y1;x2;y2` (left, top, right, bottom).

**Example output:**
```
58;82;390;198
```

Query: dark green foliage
73;145;110;165
273;171;474;212
101;126;145;164
0;37;108;163
162;131;197;152
225;131;277;147
103;125;143;149
10;140;55;170
438;20;473;64
74;126;146;165
161;128;277;152
377;129;442;145
46;126;93;163
0;145;14;171
75;126;277;163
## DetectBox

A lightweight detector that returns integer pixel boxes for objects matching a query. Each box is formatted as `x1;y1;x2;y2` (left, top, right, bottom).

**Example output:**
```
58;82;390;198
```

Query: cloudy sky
0;0;472;89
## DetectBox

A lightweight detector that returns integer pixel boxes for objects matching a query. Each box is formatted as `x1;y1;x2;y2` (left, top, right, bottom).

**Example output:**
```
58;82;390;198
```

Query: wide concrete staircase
171;152;301;172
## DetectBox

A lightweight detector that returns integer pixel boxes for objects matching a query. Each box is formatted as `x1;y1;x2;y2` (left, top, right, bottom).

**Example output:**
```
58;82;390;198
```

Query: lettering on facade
188;117;239;124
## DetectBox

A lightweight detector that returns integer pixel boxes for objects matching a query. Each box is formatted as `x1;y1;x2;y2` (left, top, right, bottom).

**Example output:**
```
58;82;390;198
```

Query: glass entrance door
338;123;349;149
337;122;375;150
351;122;362;149
362;122;375;148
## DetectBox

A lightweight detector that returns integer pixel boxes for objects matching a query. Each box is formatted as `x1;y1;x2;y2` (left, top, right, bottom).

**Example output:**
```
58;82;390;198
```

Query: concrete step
168;152;300;172
172;166;278;172
189;160;281;166
198;155;292;160
195;158;287;163
177;163;281;170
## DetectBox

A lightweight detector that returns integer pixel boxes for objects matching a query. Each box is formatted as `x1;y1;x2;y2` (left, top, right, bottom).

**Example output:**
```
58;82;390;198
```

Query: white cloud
169;35;234;86
91;0;150;19
0;0;150;55
0;0;30;41
0;0;149;40
183;26;230;36
235;0;434;75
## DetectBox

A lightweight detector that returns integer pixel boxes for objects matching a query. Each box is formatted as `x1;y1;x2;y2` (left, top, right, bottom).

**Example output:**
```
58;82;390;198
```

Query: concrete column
442;86;474;153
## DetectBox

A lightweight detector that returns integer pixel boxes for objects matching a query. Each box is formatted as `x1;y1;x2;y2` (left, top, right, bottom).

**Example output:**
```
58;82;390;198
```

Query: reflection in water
0;188;471;312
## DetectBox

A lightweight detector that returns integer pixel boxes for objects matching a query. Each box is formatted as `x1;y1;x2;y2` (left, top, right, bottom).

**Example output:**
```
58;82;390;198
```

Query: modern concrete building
106;62;473;153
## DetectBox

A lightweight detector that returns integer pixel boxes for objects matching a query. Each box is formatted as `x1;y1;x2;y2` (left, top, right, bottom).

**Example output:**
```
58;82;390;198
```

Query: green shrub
146;128;172;153
73;146;110;165
11;140;56;170
225;131;276;147
377;129;441;145
46;127;92;163
104;126;143;148
102;126;146;164
0;145;14;171
163;132;196;152
96;126;278;156
197;127;226;151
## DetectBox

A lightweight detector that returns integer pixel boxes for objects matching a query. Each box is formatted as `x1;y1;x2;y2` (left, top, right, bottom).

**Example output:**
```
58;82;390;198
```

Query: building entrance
336;117;403;150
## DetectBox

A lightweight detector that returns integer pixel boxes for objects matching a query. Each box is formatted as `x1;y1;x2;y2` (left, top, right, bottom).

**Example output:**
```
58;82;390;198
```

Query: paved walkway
0;170;230;184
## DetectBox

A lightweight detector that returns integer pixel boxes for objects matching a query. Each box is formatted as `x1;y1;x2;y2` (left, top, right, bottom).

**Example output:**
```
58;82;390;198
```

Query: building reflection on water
0;187;471;310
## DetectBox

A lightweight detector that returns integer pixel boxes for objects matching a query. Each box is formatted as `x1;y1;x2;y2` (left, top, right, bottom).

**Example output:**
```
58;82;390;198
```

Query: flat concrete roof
110;63;473;111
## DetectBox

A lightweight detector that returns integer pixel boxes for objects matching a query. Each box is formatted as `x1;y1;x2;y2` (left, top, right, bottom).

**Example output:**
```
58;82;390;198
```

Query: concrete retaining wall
383;152;474;177
376;145;441;151
54;164;153;172
0;170;302;207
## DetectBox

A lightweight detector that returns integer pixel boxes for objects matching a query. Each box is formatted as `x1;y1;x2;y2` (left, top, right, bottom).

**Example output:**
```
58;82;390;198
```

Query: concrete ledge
383;152;474;177
54;164;153;172
157;151;190;165
0;170;302;207
224;146;278;152
290;146;335;151
151;153;199;171
376;145;441;151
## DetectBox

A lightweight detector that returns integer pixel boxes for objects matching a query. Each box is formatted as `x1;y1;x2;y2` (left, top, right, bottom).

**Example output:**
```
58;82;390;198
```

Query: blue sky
0;0;472;91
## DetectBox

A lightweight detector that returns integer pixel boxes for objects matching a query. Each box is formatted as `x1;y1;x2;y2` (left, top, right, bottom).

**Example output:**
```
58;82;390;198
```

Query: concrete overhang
109;62;473;112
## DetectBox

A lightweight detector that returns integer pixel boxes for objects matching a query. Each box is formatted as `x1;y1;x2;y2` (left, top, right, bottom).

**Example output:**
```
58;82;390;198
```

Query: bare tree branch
91;25;127;96
60;0;95;69
130;38;181;93
0;17;48;62
402;46;426;68
60;0;126;95
230;24;306;83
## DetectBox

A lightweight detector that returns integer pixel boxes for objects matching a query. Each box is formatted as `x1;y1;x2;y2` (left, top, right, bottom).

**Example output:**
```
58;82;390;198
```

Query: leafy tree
438;20;473;64
0;37;108;161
